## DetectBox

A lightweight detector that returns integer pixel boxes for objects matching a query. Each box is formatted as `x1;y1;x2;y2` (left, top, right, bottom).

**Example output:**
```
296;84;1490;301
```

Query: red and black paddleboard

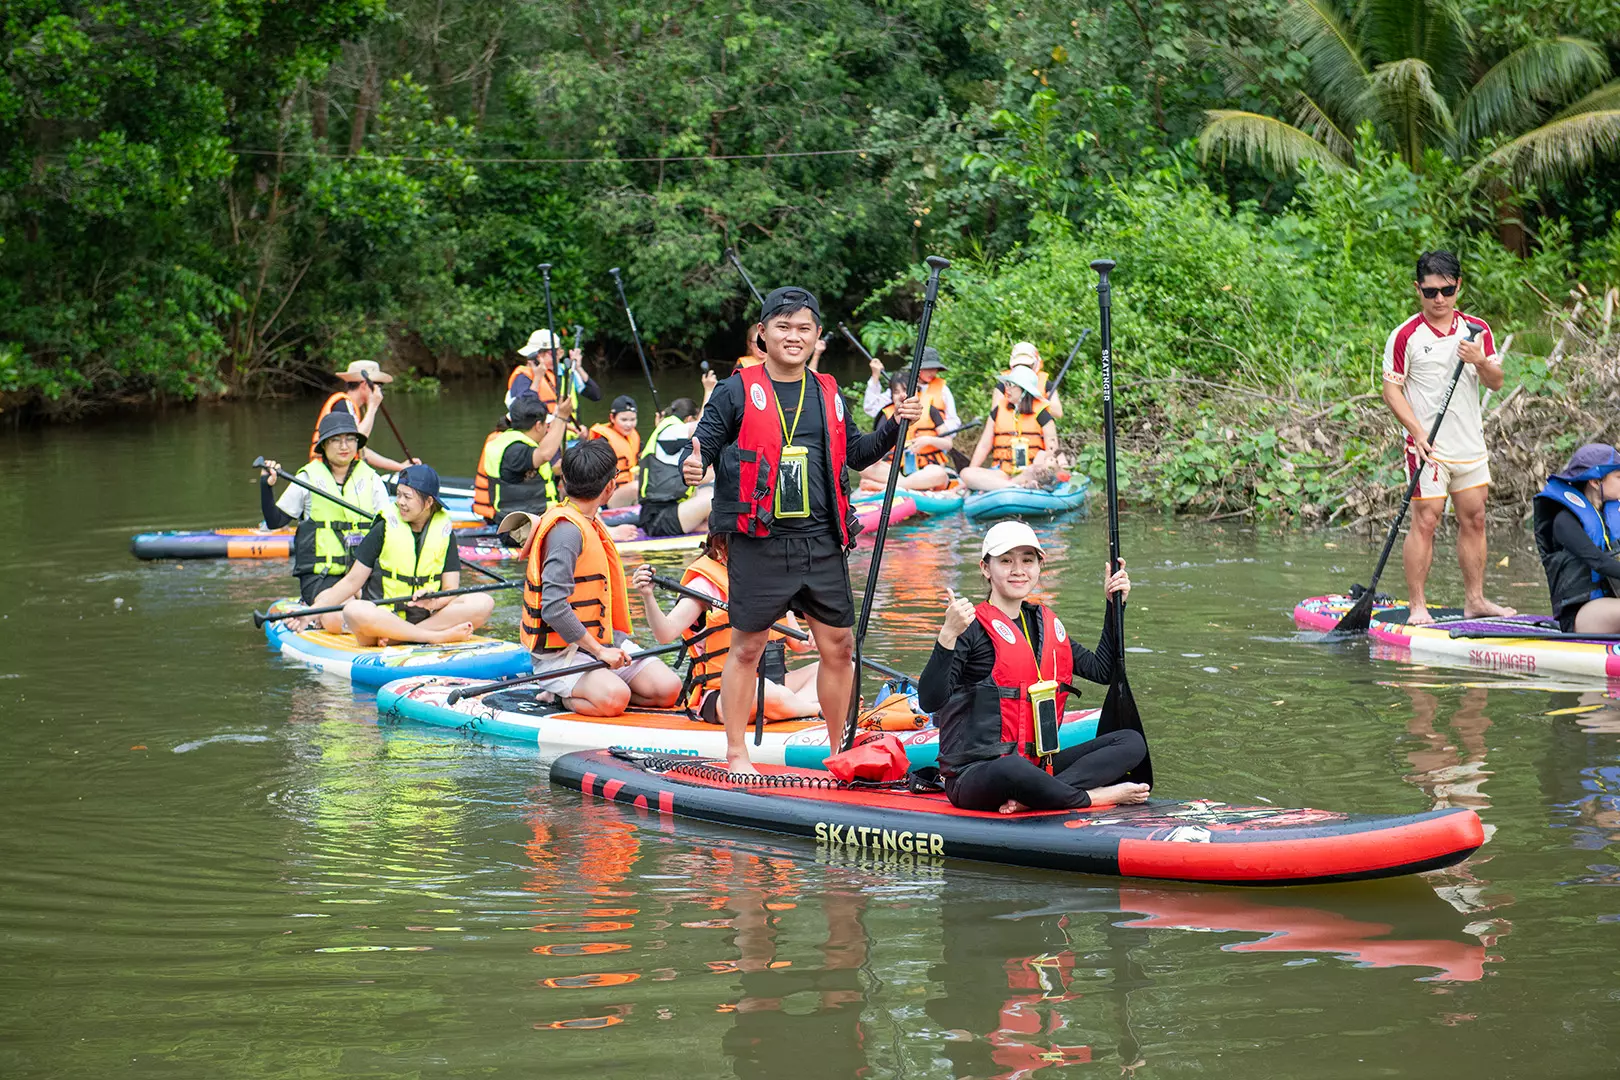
552;749;1485;886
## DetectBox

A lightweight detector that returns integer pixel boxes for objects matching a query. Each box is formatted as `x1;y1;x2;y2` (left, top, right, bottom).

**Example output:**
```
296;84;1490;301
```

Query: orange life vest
519;503;632;653
991;396;1051;473
309;392;350;460
880;389;948;470
472;430;502;521
732;355;765;376
588;422;642;488
507;363;564;411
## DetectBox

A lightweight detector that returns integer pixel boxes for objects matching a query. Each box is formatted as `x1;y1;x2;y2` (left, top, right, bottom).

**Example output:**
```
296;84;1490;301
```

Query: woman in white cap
959;367;1058;491
918;521;1149;814
509;329;601;416
994;341;1063;420
312;361;416;473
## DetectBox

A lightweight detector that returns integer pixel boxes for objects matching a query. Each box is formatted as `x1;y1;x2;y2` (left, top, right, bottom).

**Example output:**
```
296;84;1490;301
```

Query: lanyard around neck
775;375;808;447
1018;608;1046;678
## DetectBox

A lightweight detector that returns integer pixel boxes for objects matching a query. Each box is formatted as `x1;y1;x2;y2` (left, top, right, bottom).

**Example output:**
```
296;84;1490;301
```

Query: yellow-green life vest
483;428;556;516
376;509;455;600
298;458;383;577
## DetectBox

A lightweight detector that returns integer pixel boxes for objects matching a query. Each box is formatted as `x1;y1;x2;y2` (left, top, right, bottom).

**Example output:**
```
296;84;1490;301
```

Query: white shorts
529;642;663;699
1405;452;1490;501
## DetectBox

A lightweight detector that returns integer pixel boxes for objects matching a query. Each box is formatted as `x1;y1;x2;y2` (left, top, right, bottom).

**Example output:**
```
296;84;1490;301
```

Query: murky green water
2;377;1618;1078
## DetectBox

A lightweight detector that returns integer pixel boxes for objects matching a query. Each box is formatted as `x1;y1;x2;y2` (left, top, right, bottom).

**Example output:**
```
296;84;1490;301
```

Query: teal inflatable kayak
962;477;1091;520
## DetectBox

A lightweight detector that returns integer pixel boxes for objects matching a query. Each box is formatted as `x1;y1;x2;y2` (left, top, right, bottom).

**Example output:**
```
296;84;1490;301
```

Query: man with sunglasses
1381;250;1515;625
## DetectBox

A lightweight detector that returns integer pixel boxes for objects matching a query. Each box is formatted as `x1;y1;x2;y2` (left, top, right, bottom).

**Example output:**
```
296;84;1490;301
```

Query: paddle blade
1098;663;1152;788
1327;588;1376;637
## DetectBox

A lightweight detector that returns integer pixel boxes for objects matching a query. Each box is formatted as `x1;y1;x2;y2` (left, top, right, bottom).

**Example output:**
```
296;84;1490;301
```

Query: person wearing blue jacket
1532;444;1620;633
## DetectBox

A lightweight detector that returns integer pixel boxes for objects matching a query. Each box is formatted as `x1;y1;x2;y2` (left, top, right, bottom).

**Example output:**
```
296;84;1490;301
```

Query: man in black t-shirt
682;286;922;771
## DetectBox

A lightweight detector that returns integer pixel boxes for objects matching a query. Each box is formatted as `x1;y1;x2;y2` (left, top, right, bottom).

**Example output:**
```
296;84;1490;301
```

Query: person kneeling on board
859;374;956;493
959;367;1058;492
920;521;1149;813
1534;443;1620;633
261;412;393;605
631;533;820;722
636;397;714;537
507;439;684;716
303;465;493;645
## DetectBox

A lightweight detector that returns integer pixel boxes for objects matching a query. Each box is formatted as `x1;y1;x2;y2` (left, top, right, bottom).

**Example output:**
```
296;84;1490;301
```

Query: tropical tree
1196;0;1620;189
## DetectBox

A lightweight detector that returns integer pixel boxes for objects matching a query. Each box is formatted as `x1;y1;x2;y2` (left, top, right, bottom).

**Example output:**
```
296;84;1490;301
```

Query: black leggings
944;730;1147;811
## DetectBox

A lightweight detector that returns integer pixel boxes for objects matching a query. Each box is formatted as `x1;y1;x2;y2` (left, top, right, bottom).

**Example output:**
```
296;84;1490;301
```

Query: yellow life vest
375;508;454;600
481;428;556;518
297;458;382;577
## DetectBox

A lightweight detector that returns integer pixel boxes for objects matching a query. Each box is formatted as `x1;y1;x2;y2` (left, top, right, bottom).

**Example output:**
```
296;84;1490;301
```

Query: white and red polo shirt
1382;311;1496;466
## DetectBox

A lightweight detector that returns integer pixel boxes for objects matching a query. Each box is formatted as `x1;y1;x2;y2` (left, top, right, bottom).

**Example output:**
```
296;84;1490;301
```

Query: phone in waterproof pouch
1011;437;1031;470
775;445;810;519
1029;680;1060;757
902;447;917;475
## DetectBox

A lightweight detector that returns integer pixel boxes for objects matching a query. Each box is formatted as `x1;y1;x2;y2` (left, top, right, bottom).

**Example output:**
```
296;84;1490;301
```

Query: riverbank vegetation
5;0;1619;520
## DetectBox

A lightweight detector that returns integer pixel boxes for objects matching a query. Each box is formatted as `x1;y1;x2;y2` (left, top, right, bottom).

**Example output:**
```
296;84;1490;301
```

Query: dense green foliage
3;0;1619;428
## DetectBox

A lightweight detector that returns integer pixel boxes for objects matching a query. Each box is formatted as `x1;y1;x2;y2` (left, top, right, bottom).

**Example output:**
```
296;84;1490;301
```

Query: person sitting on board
508;328;601;416
1533;444;1620;633
959;367;1058;492
683;284;921;772
589;395;643;509
636;396;714;538
472;392;568;527
260;412;392;605
631;533;821;722
302;465;492;645
991;341;1064;421
310;360;417;473
858;375;956;493
506;439;684;716
1382;249;1515;625
920;521;1150;813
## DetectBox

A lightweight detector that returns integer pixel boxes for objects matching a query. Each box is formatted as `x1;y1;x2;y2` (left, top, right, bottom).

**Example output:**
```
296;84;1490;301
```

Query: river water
2;377;1617;1078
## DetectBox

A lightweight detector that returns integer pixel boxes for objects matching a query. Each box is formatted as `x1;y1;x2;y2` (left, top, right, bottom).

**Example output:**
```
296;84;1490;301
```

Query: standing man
1382;250;1516;625
683;286;922;772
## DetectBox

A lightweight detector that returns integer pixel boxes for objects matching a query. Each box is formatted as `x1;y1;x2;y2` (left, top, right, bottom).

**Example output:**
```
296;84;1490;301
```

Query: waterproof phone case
1011;437;1031;470
903;447;918;475
775;445;811;519
1029;680;1060;757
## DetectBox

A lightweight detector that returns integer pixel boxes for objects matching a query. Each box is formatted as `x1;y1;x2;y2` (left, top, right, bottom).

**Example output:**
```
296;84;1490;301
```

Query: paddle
648;574;913;683
838;322;878;367
460;558;510;585
1328;318;1488;637
445;638;692;705
726;247;765;306
360;372;415;464
1092;258;1152;787
1047;327;1091;393
608;267;663;415
253;456;380;522
539;263;564;411
252;580;517;628
842;254;950;752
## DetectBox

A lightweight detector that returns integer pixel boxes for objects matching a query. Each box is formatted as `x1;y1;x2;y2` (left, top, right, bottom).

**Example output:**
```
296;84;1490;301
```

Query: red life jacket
936;602;1073;774
723;363;853;544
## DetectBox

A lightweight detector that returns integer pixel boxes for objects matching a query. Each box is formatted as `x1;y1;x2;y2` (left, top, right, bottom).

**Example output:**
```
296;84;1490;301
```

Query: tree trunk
312;84;329;145
349;57;378;155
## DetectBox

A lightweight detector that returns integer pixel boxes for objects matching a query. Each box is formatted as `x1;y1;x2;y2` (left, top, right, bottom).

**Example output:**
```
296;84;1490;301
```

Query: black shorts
726;532;854;632
640;500;686;538
402;604;432;625
296;572;345;605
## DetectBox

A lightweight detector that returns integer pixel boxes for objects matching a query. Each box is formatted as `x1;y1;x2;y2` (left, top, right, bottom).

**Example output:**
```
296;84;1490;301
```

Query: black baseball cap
397;464;441;504
760;286;822;326
609;394;638;416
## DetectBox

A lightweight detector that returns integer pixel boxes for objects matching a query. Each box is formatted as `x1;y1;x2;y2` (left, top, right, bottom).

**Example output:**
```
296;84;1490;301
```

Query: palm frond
1551;79;1620;121
1197;110;1352;174
1282;0;1371;115
1289;90;1359;161
1370;57;1455;161
1464;108;1620;187
1458;37;1609;148
1195;35;1361;159
1358;0;1470;75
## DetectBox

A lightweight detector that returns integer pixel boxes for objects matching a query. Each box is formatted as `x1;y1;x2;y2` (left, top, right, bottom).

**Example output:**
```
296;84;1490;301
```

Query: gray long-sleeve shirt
537;520;630;650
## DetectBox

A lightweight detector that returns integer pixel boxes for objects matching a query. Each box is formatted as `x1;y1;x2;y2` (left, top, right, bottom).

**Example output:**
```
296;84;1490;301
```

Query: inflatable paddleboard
551;749;1484;885
262;600;531;688
376;675;1101;768
1295;594;1604;680
908;485;966;515
963;478;1090;521
133;516;495;561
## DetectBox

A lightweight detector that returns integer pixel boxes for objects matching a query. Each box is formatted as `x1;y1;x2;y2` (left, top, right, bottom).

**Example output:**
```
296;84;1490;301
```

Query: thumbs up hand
682;436;705;485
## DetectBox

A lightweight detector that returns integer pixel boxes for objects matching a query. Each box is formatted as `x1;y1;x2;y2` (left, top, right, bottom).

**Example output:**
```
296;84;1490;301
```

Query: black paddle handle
1049;328;1091;393
253;456;378;521
539;263;564;402
1360;321;1486;593
726;247;765;306
253;580;517;627
608;267;662;414
446;637;691;705
1091;260;1125;658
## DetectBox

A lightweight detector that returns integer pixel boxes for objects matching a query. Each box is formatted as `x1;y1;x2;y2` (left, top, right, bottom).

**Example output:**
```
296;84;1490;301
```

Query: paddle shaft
253;580;517;626
844;255;950;750
648;575;912;683
727;248;765;306
361;374;414;462
446;637;692;704
1355;322;1486;597
839;323;878;366
608;268;662;414
1048;328;1091;393
539;263;565;408
254;457;378;522
1093;261;1125;654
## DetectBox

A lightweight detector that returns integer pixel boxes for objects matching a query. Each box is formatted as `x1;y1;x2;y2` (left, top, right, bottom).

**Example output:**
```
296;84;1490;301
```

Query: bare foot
423;621;476;644
1407;604;1435;626
998;799;1031;815
725;753;762;777
1086;782;1151;807
1464;599;1518;618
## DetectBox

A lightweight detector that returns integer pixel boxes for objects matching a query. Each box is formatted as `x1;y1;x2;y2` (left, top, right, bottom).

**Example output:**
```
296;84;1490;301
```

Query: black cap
760;286;822;325
315;411;367;450
609;394;638;416
508;392;548;429
396;464;441;503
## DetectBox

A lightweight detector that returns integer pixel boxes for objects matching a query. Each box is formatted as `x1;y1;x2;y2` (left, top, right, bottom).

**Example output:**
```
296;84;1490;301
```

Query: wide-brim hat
1001;366;1043;399
1553;443;1620;484
1009;341;1040;366
335;360;393;384
315;410;367;451
498;511;543;549
919;347;946;371
518;328;562;358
